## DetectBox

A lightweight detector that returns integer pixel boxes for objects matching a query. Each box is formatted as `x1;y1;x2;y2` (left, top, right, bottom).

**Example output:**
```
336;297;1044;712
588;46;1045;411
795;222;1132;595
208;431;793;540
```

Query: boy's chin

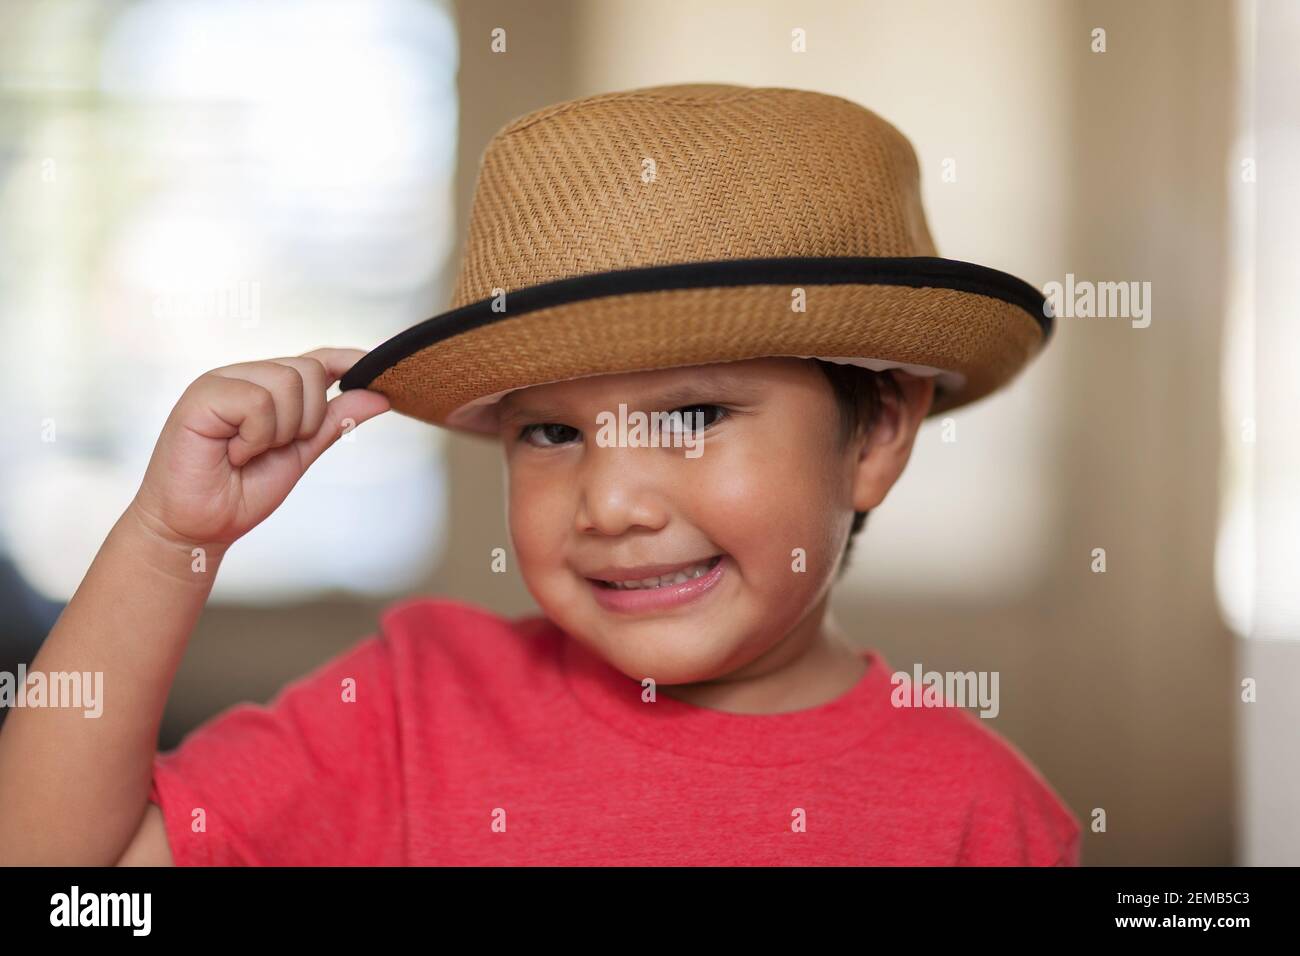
603;649;744;688
572;618;759;683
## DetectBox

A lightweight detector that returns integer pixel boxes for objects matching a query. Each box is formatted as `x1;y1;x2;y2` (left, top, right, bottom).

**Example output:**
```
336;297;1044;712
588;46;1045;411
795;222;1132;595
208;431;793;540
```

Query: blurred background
1;0;1296;865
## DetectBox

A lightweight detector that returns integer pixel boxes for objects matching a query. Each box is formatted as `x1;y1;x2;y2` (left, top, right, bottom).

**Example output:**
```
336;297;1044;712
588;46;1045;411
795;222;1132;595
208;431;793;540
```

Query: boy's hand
129;348;390;551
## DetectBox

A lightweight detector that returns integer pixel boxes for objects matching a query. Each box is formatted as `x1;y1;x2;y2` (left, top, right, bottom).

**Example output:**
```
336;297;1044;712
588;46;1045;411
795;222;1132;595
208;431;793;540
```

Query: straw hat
339;82;1053;436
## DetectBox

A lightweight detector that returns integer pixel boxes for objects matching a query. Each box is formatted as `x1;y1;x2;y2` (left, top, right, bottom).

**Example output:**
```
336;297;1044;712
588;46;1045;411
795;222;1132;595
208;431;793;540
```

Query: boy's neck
656;597;868;715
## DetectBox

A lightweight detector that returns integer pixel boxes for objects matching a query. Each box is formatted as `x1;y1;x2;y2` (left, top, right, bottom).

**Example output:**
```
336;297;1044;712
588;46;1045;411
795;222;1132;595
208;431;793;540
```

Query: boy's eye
517;404;728;447
669;404;726;432
519;423;581;447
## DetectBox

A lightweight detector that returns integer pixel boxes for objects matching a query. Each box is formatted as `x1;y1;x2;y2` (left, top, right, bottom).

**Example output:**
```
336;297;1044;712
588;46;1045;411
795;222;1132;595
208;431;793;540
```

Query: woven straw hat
340;82;1052;435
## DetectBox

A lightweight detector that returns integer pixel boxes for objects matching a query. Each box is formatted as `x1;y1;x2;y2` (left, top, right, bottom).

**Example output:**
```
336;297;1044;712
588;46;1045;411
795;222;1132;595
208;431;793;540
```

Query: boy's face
495;357;933;686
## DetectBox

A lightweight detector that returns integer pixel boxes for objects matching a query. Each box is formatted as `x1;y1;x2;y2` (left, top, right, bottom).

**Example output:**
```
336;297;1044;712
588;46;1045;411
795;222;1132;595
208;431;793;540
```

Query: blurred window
0;0;459;604
1215;0;1299;641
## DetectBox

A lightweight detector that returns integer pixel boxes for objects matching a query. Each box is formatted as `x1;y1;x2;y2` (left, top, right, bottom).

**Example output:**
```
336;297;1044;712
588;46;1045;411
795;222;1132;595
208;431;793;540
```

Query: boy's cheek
506;475;568;541
695;455;830;554
688;450;783;531
743;499;846;593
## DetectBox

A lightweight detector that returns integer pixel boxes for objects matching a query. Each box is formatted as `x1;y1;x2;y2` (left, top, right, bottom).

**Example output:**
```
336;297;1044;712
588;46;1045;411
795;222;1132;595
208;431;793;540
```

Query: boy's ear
850;372;936;513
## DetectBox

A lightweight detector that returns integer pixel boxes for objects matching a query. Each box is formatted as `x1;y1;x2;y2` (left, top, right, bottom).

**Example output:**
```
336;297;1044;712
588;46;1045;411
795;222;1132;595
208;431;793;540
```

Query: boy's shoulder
865;664;1082;863
374;594;555;642
376;593;543;634
369;594;562;686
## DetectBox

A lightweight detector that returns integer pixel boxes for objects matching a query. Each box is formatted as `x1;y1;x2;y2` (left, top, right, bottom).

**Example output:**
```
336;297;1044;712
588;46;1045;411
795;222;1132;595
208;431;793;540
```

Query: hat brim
339;256;1052;437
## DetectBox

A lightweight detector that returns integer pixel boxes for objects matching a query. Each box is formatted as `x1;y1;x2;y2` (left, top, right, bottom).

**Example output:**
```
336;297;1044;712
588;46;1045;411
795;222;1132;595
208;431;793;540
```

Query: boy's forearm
0;505;224;865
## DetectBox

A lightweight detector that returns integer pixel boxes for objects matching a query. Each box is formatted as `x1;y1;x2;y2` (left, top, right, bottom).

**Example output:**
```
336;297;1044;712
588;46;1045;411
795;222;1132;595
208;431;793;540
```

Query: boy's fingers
290;348;371;444
296;347;368;385
196;349;373;468
186;376;280;468
210;361;304;448
295;388;391;471
266;356;328;438
227;385;279;468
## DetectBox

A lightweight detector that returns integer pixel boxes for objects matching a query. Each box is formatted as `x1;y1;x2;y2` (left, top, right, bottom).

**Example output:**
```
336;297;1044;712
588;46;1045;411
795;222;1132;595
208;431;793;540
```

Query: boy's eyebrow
497;368;762;424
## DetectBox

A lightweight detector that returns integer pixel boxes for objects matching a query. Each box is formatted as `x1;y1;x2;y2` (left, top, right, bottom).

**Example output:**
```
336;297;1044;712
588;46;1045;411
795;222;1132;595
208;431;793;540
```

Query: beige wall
169;0;1242;865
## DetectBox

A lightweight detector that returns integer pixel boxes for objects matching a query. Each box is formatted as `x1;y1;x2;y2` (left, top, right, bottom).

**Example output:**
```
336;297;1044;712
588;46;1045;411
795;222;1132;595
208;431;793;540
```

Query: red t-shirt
148;597;1082;865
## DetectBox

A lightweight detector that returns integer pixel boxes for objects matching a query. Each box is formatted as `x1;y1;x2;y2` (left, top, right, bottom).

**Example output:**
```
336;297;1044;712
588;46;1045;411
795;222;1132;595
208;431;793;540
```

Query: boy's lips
584;554;723;584
586;554;727;614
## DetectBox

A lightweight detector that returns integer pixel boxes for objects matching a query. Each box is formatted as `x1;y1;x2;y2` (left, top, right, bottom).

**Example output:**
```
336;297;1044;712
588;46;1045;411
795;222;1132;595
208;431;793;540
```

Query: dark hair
811;359;906;577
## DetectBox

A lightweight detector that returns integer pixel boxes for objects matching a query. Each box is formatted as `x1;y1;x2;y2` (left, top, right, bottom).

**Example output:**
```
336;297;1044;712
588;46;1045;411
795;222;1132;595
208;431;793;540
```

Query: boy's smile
585;552;727;612
495;356;933;712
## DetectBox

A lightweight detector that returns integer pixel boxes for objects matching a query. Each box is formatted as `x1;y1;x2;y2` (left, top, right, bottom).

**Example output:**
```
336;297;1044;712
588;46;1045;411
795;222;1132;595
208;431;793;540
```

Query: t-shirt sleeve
147;632;404;866
956;753;1083;866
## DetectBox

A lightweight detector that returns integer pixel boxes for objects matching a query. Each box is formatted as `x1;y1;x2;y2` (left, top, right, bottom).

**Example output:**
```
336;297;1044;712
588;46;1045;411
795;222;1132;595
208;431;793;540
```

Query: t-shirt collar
558;624;895;767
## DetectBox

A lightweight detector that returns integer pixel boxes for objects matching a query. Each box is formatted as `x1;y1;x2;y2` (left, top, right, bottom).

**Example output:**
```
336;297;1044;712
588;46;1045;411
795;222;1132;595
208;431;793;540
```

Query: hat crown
450;83;938;309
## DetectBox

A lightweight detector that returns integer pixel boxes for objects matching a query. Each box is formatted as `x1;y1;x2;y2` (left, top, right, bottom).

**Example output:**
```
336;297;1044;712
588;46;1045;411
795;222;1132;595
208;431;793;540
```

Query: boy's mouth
588;554;724;590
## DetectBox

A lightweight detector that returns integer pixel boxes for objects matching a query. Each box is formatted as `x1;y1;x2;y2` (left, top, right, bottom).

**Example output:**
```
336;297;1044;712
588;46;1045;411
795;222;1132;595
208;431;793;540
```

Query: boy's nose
574;445;671;537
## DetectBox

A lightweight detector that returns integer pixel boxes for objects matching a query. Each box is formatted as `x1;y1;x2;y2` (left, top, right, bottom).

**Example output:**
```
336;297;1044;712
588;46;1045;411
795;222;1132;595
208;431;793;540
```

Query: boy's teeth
607;558;715;590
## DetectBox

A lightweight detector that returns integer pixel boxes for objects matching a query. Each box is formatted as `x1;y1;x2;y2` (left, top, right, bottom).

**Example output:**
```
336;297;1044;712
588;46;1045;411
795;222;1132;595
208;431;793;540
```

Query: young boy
0;83;1078;866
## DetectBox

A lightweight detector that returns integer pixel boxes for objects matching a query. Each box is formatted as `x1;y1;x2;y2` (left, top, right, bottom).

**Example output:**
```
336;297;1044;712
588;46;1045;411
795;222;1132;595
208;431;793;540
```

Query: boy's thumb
299;389;392;468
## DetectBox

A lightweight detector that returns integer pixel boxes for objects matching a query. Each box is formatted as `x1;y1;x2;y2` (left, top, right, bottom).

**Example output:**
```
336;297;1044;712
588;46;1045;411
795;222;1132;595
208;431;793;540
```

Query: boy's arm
116;806;173;866
0;349;388;866
0;504;222;866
